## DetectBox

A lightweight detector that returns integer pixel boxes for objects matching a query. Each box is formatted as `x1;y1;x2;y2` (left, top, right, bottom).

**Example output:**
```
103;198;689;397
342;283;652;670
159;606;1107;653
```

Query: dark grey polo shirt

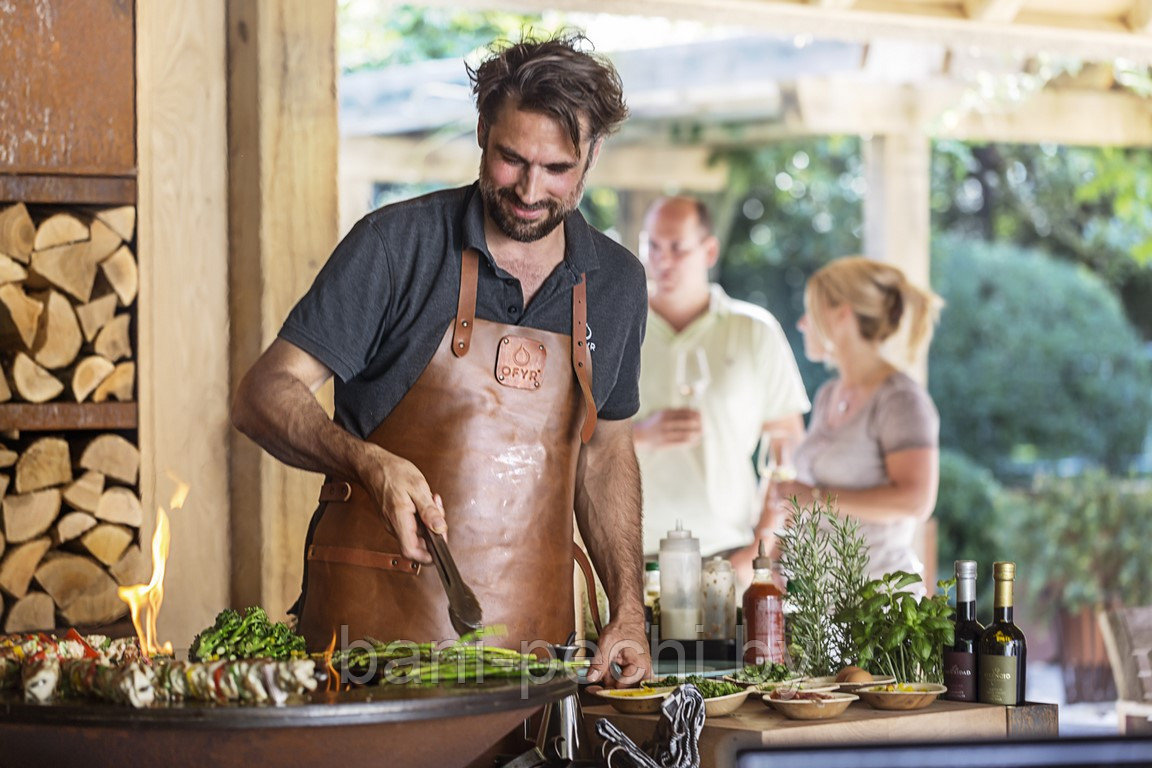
280;183;648;439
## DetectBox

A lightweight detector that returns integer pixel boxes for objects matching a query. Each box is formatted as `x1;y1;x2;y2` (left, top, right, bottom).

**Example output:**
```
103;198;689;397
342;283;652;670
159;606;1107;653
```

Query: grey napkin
596;684;706;768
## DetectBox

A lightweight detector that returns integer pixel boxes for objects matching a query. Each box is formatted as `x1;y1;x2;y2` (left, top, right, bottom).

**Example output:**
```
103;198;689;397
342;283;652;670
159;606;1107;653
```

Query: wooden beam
716;78;1152;148
441;0;1152;64
137;0;230;647
1129;0;1152;34
963;0;1027;24
228;1;337;620
937;88;1152;147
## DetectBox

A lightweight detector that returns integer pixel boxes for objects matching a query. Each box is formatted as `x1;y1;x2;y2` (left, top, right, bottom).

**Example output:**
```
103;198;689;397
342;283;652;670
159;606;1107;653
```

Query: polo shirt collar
648;284;731;342
461;182;601;283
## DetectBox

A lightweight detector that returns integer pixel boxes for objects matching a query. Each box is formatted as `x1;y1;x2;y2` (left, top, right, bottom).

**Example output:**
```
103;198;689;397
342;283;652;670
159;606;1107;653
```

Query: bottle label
943;650;977;701
978;654;1019;705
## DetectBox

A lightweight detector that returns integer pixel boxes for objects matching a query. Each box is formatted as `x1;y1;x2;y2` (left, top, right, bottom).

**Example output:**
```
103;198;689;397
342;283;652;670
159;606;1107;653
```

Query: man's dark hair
467;30;629;152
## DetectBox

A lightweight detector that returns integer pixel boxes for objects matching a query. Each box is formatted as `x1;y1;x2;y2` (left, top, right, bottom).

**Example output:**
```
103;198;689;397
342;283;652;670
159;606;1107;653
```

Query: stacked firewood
0;203;136;404
0;434;143;632
0;202;142;635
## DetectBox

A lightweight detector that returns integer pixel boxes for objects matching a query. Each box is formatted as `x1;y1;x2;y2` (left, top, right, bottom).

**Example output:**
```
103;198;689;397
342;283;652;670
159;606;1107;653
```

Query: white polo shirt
638;285;811;556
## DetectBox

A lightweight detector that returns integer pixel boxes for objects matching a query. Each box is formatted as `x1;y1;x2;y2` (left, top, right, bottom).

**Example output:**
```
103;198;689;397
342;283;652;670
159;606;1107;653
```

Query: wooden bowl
722;674;805;690
702;688;754;717
756;679;840;694
855;682;947;710
592;687;674;715
804;674;896;693
762;691;858;720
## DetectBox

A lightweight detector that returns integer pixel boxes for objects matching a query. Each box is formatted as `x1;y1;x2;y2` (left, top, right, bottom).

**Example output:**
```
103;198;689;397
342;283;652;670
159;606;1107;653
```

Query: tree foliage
928;235;1152;473
932;141;1152;337
338;2;551;73
716;138;863;391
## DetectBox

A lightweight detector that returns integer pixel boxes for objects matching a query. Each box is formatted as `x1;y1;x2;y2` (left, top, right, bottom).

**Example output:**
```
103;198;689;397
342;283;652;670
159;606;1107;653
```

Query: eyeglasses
640;236;709;261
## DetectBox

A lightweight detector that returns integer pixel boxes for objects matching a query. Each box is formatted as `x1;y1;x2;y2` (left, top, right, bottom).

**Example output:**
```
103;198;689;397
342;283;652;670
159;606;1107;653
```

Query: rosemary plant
775;495;869;677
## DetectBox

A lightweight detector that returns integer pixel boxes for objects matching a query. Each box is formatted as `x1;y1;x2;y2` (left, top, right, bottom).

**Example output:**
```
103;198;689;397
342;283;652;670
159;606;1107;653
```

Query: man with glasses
634;196;809;584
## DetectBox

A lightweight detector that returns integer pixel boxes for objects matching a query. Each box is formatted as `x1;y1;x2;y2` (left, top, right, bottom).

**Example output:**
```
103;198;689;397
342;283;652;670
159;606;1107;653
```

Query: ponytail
806;256;943;366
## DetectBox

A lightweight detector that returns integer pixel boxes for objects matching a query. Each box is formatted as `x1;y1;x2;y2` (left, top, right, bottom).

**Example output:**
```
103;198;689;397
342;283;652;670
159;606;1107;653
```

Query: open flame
117;476;189;657
323;631;341;692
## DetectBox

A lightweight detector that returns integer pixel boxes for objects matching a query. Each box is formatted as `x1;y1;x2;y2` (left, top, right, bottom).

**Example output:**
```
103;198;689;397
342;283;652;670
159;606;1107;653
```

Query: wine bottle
978;561;1028;705
943;560;984;701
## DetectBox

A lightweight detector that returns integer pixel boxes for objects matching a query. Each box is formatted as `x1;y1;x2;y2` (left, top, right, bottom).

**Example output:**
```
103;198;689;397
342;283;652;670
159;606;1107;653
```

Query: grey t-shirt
280;183;648;438
792;371;939;579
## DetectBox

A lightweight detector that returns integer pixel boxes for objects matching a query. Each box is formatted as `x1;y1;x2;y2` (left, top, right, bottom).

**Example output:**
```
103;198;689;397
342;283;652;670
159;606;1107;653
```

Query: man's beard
479;159;586;243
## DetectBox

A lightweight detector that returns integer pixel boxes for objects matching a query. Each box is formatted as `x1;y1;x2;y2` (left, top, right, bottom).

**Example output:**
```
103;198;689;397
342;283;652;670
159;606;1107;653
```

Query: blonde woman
771;257;944;589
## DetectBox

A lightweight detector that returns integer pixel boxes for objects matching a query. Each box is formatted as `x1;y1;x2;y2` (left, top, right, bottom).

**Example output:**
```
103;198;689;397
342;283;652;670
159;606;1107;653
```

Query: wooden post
227;1;338;618
862;130;932;382
137;1;231;646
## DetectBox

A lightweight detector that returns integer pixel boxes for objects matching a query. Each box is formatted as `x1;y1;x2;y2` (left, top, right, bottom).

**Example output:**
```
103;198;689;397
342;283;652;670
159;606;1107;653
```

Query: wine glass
675;347;710;407
756;431;777;485
756;431;798;489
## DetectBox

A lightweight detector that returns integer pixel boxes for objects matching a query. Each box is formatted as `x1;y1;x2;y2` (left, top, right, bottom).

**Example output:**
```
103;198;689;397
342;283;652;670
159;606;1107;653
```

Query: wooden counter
584;697;1058;768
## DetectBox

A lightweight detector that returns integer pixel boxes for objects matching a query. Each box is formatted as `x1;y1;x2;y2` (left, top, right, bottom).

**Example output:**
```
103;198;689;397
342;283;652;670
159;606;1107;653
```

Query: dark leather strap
453;249;479;358
319;481;353;502
308;544;422;575
572;542;603;635
571;274;596;444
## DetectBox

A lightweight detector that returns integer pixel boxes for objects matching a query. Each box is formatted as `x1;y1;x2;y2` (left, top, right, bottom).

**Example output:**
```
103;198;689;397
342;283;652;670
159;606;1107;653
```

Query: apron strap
572;274;597;443
308;544;422;576
452;249;480;358
572;541;604;635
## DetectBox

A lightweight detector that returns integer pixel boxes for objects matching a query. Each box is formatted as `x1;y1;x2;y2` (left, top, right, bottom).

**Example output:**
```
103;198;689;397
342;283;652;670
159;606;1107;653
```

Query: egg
835;665;873;683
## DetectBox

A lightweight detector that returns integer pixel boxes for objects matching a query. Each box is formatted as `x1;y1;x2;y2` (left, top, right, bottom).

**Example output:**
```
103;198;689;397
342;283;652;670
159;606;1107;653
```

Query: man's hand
632;408;702;448
586;617;651;689
356;445;447;564
772;479;815;512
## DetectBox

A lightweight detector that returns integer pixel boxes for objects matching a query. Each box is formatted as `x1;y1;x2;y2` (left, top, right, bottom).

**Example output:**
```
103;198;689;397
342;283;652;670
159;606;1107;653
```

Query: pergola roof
334;12;1152;223
340;8;1152;199
447;0;1152;64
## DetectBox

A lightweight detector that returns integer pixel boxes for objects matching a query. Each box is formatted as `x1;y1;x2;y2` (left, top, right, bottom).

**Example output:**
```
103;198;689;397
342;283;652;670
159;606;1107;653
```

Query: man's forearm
233;367;374;484
574;419;645;625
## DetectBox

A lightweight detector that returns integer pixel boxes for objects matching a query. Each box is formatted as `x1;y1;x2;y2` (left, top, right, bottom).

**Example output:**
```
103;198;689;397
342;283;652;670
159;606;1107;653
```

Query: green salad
729;662;794;685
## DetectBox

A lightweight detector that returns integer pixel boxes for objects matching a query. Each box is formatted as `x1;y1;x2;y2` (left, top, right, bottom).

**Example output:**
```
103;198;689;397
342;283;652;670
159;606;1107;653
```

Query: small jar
701;557;736;640
644;561;661;626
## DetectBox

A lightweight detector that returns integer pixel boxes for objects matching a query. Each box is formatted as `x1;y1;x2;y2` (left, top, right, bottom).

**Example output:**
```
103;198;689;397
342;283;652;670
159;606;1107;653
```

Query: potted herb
775;496;868;677
776;496;954;682
842;571;955;683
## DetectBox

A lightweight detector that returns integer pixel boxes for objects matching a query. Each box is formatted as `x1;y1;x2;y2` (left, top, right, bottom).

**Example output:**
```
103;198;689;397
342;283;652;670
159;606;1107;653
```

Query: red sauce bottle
742;540;788;665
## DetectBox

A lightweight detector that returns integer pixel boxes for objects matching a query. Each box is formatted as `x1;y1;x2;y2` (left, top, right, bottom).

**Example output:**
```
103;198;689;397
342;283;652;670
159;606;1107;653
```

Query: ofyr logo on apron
495;335;546;390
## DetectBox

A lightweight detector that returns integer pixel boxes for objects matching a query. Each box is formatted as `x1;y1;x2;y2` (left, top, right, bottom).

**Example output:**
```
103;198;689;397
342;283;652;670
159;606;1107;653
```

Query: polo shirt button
508;305;519;314
504;278;516;285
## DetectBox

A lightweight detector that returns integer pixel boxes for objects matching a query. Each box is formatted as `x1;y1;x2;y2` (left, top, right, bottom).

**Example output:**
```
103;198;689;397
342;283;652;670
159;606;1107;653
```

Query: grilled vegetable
327;626;585;687
190;606;306;662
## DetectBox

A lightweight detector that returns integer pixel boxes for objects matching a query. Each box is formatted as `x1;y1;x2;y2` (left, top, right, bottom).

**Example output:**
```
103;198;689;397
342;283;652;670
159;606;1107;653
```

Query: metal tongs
417;517;484;637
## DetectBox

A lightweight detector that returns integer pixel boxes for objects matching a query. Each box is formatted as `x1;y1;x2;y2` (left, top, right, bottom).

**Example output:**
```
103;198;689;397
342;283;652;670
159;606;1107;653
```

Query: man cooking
231;32;650;687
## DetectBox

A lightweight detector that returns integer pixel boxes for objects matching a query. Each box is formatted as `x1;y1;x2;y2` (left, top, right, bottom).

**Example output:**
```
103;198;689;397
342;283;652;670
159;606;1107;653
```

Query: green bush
1006;471;1152;619
933;449;1021;623
935;449;1005;567
929;236;1152;474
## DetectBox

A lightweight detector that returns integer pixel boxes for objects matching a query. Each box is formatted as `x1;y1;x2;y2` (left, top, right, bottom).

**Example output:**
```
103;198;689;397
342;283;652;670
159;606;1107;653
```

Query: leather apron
296;248;597;651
